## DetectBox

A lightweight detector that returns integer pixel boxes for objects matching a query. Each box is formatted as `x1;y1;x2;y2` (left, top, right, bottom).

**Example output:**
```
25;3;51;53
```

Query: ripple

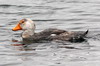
70;27;85;30
0;4;31;8
65;19;84;21
66;1;90;3
32;19;56;21
70;11;84;13
0;63;21;66
80;14;95;16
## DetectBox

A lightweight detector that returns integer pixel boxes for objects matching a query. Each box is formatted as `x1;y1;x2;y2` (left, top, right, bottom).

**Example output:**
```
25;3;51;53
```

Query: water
0;0;100;66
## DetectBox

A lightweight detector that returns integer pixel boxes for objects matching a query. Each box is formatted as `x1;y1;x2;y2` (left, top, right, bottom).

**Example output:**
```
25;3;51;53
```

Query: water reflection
11;39;36;51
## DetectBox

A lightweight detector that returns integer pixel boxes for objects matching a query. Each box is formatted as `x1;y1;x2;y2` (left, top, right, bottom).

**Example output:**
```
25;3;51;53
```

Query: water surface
0;0;100;66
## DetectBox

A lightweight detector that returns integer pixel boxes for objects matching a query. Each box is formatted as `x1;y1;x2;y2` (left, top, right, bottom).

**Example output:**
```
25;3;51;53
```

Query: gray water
0;0;100;66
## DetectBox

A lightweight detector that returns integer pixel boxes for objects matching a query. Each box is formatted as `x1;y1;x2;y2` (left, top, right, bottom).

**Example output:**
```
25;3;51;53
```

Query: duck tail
83;30;89;36
69;30;89;42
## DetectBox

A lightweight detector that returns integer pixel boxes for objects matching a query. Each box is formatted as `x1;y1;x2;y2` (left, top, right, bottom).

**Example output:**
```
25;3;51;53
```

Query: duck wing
48;30;89;42
26;28;67;41
40;28;67;35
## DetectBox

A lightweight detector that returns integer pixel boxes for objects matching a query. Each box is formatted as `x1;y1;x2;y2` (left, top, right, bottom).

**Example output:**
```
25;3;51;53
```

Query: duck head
12;18;35;31
12;18;36;39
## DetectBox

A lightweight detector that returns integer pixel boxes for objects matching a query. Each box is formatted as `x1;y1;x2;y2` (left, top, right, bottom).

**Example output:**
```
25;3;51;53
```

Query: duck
12;18;88;43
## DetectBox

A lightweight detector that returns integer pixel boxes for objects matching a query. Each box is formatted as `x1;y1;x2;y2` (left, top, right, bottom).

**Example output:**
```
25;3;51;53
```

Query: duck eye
21;19;25;23
19;19;25;24
21;21;24;23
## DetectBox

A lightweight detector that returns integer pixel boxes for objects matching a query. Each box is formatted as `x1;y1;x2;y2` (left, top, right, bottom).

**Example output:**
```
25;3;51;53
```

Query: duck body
12;18;88;43
22;28;67;42
23;28;88;43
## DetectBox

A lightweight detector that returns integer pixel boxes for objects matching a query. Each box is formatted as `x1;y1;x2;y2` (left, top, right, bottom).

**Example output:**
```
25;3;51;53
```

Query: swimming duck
12;18;88;42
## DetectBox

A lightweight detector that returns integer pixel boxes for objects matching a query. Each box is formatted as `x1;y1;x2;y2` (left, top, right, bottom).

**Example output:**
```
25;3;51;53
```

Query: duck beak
12;23;22;31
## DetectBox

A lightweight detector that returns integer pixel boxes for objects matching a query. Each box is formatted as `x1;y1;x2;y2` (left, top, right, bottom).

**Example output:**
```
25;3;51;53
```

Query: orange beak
12;23;22;31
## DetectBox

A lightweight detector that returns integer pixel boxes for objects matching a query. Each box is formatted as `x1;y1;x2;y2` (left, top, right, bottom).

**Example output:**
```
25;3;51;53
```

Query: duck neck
22;29;35;39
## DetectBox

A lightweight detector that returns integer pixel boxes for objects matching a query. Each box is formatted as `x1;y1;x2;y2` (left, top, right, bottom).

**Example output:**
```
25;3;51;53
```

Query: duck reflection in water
12;18;88;43
11;39;36;51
